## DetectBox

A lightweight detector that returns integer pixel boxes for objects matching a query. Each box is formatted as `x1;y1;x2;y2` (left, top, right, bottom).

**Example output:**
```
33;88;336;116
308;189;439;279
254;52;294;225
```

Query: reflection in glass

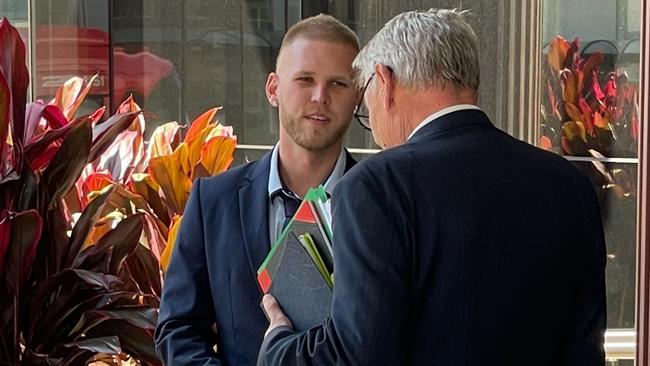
32;0;109;117
540;0;640;334
572;161;637;329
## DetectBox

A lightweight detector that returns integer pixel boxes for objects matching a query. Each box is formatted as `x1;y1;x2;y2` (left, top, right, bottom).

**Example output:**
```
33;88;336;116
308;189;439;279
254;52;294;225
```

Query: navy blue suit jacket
155;150;355;365
258;110;607;365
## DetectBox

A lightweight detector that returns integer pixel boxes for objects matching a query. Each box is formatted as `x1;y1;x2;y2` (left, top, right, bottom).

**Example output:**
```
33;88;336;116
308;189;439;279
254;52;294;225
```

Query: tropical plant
541;35;639;158
541;35;639;328
0;17;236;365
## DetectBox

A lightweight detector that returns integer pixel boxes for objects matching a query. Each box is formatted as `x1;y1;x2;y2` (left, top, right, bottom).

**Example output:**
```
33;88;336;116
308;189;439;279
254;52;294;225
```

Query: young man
155;15;360;365
260;9;607;366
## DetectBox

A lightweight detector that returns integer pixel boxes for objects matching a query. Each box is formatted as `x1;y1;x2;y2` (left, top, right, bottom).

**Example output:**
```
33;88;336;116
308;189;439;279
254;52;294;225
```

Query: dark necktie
276;189;301;229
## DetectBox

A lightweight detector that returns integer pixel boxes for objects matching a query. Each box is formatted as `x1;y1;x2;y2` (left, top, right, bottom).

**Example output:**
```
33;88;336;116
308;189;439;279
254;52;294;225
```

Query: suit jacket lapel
343;149;357;173
238;152;272;278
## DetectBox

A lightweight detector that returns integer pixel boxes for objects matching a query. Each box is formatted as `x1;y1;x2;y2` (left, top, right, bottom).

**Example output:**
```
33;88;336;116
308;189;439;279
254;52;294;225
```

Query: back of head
276;14;360;69
353;9;480;92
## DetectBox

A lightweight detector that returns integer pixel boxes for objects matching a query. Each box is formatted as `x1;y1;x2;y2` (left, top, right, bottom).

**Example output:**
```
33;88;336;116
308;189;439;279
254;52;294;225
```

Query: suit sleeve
258;165;413;365
562;173;607;365
155;179;223;365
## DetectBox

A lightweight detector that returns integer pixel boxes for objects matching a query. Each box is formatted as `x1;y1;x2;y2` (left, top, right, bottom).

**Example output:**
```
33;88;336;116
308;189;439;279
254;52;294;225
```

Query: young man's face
266;38;358;152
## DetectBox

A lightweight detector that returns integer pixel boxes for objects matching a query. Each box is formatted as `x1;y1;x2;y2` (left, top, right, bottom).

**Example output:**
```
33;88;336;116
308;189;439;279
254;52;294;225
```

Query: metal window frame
635;0;650;363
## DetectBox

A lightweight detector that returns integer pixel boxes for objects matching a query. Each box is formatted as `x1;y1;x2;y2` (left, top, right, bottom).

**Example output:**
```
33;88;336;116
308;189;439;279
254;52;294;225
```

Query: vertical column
495;0;543;144
635;0;650;363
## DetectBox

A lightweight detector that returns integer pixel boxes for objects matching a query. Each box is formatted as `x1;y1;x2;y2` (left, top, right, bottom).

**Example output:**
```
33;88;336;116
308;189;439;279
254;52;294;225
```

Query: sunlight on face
271;38;358;152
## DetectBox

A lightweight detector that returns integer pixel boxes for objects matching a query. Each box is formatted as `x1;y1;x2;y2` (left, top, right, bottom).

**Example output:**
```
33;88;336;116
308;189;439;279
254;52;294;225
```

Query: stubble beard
279;109;349;152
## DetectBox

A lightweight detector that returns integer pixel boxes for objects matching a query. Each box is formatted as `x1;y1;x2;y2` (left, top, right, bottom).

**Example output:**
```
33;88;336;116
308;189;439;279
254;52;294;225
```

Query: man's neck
277;141;342;198
396;86;478;138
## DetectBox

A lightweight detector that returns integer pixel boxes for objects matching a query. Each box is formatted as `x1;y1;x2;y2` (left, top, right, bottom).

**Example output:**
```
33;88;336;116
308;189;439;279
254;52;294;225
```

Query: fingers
261;294;293;337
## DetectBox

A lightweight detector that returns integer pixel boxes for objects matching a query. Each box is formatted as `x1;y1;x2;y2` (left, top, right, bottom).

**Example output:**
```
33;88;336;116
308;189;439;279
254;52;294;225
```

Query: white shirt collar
407;104;481;140
268;144;347;198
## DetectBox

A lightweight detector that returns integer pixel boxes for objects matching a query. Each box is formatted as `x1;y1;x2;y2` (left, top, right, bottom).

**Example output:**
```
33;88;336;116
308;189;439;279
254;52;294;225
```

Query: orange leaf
51;77;83;119
103;184;152;216
160;215;182;272
196;136;236;179
50;75;99;121
130;173;170;226
185;107;222;144
539;136;553;151
562;71;579;105
177;142;192;177
147;122;182;159
594;112;610;130
186;126;213;172
148;144;192;214
564;103;583;122
548;36;570;72
83;171;114;197
85;211;125;247
205;123;236;140
562;121;587;143
116;95;145;133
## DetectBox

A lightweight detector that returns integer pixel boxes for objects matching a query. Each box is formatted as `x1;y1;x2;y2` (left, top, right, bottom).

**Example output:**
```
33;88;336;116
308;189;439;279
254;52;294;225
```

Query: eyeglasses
353;73;375;131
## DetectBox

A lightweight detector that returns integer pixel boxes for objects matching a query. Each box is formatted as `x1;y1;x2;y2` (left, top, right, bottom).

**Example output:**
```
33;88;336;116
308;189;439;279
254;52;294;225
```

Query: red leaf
578;97;594;135
0;17;29;147
604;75;617;98
65;186;115;268
581;52;603;81
632;113;640;141
89;106;106;126
89;111;140;164
5;209;43;296
591;71;605;101
0;72;11;178
0;209;11;276
24;114;90;171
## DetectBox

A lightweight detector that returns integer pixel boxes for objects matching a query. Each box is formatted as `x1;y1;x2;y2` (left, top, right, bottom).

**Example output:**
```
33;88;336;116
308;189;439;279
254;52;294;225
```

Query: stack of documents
257;186;333;331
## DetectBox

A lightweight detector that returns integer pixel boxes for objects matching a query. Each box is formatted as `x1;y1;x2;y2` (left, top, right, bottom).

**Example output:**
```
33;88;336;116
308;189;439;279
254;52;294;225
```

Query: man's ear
265;72;279;107
374;64;394;110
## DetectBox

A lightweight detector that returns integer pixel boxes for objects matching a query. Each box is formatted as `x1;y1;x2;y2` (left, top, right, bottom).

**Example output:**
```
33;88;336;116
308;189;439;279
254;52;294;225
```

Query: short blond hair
276;14;360;69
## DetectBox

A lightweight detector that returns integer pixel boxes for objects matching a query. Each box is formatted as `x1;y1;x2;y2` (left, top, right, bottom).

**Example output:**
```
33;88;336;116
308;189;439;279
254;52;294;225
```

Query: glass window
31;0;110;116
541;0;641;363
1;0;31;99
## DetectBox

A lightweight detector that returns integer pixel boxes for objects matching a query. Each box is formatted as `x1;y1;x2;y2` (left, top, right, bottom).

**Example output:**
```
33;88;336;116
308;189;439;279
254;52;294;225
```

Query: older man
258;9;606;366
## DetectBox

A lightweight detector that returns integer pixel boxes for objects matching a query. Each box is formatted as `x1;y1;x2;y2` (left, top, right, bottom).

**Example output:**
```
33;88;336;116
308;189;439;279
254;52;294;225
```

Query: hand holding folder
257;186;334;331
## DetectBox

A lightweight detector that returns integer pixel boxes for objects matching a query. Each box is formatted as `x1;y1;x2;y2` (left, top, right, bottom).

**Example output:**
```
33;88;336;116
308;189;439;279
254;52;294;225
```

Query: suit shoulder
201;159;259;186
337;147;411;191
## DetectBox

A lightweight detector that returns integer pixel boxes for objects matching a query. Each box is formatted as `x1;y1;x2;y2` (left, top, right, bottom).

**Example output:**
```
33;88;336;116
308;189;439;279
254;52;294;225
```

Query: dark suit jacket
258;110;607;366
155;150;356;366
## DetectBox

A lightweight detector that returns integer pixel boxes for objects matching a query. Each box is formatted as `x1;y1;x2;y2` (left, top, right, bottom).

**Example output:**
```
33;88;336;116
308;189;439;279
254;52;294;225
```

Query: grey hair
353;8;480;92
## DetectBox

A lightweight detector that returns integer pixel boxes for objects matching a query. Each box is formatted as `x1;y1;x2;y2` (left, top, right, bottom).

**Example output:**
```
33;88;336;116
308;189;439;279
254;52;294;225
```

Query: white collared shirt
407;104;481;141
